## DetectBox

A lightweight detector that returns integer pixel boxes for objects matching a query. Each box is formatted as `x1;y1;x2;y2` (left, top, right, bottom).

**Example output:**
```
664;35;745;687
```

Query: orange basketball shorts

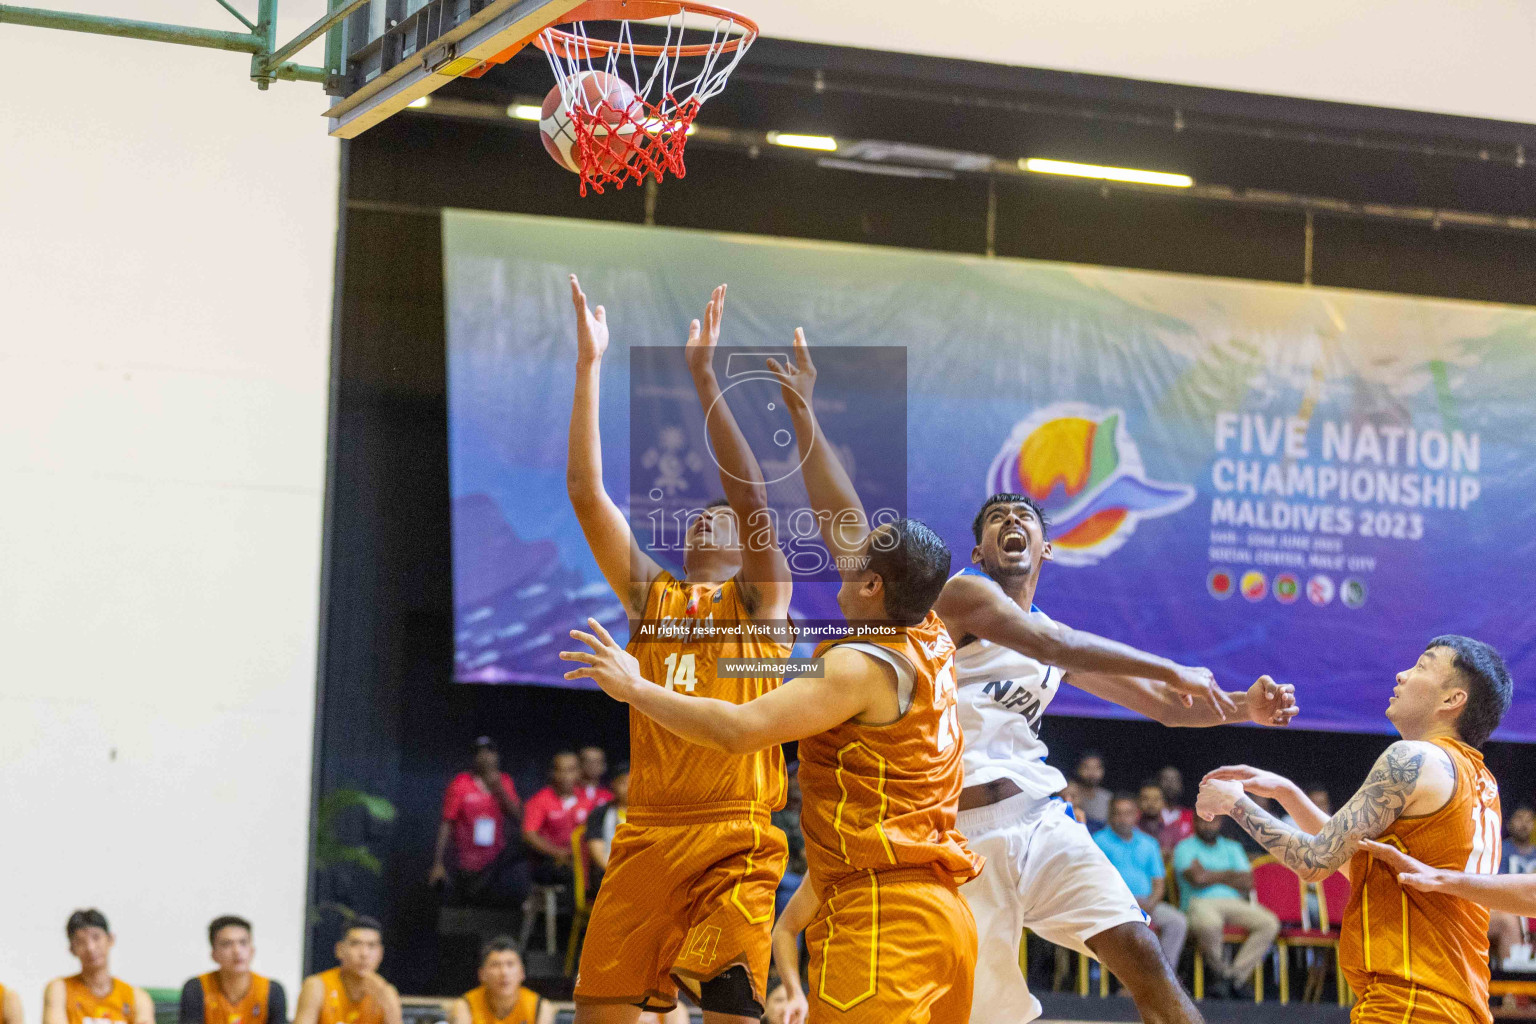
806;867;978;1024
1350;977;1486;1024
573;802;787;1012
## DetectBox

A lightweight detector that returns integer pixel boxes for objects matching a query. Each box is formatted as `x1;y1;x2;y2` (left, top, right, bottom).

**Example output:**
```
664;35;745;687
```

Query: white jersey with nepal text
951;569;1068;800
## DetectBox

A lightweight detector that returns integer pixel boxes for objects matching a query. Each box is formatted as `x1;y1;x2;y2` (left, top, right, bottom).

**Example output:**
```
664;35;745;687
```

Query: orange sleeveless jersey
197;974;272;1024
462;986;540;1024
800;610;983;894
1340;737;1502;1023
316;969;384;1024
625;571;788;813
63;976;137;1024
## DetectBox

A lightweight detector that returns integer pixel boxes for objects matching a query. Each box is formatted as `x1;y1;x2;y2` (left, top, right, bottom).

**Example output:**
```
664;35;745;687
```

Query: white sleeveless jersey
951;570;1069;800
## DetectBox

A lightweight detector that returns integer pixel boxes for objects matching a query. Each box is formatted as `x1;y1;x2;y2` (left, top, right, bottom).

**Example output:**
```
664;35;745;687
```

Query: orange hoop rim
533;0;758;59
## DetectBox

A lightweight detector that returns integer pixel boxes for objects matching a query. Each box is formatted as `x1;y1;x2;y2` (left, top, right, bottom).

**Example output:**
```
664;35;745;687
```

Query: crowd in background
11;739;1531;1024
424;734;1536;1005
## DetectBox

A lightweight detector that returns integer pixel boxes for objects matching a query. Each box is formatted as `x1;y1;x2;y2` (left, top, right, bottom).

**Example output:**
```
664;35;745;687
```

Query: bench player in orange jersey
1;983;21;1024
564;330;984;1024
292;918;402;1024
1197;636;1514;1024
43;910;155;1024
449;939;552;1024
565;277;794;1023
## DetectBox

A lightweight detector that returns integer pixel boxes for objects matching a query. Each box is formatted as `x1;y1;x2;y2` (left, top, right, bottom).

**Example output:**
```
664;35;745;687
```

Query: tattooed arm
1196;741;1455;882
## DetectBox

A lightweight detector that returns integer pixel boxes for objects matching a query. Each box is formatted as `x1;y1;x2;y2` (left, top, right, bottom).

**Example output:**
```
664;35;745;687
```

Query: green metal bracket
0;0;338;90
212;0;256;32
0;5;262;52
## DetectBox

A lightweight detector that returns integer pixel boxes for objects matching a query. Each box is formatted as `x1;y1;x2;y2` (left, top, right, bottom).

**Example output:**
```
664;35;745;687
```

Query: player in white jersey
931;492;1299;1024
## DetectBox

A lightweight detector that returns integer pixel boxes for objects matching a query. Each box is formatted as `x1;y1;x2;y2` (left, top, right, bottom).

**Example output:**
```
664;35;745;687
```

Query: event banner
444;209;1536;741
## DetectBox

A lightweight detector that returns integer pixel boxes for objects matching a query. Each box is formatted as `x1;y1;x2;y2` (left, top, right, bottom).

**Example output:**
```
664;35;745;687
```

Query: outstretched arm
1198;741;1454;882
772;876;818;1024
561;618;888;753
686;284;791;619
565;275;663;618
766;330;868;574
1072;673;1296;728
1201;765;1332;835
1360;839;1536;916
934;572;1272;722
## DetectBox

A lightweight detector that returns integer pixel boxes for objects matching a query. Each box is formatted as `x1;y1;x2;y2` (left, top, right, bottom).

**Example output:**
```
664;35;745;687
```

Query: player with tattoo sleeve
1198;636;1513;1024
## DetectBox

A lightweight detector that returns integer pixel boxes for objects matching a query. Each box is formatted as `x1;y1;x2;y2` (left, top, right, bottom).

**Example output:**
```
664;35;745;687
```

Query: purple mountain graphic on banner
452;494;625;685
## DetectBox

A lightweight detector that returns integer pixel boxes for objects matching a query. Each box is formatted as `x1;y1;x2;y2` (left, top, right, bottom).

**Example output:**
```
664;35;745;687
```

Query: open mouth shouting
1000;528;1029;555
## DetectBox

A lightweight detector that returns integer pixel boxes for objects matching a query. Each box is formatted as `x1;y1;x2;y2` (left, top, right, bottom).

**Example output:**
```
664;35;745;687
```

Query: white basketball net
537;8;753;193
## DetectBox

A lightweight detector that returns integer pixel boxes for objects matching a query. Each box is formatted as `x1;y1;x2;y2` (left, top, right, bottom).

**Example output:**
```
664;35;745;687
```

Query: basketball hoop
533;0;757;194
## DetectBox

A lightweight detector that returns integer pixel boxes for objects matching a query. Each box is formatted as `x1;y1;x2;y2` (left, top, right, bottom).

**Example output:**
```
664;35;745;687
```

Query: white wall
0;1;336;1011
766;0;1536;126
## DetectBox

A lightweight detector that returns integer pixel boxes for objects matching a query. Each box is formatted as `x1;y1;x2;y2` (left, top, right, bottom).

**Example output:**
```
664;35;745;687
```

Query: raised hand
570;274;609;364
1247;675;1299;727
1359;839;1448;893
1197;777;1245;820
1167;664;1236;719
685;283;727;378
765;328;817;413
561;617;646;702
1201;764;1292;800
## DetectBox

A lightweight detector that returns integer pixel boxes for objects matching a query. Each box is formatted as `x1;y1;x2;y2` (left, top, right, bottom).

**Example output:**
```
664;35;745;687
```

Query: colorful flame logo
986;403;1195;566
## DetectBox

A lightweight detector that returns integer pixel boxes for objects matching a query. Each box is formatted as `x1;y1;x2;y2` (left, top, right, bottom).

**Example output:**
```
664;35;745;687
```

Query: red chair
1251;857;1349;1005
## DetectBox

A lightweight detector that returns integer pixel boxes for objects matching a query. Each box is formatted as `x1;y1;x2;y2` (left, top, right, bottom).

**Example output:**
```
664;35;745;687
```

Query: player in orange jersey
292;918;402;1024
565;277;793;1023
2;982;24;1024
43;910;154;1024
179;916;289;1024
564;330;983;1024
449;938;552;1024
1198;636;1514;1024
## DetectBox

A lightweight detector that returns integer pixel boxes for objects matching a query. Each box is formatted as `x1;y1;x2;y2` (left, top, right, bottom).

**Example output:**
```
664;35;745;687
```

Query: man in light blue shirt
1172;815;1278;996
1094;794;1188;967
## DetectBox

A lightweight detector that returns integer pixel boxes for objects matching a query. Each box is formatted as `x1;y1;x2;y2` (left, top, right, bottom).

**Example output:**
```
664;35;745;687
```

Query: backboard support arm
0;1;337;90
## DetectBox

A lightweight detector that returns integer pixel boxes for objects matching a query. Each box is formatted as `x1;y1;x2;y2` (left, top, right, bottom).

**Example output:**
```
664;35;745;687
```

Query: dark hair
1077;750;1104;766
208;915;252;946
1428;634;1512;749
705;498;732;510
480;935;520;966
343;916;383;940
610;762;630;778
1110;792;1140;809
972;493;1050;543
1138;778;1163;794
66;908;110;939
551;749;578;767
865;518;951;627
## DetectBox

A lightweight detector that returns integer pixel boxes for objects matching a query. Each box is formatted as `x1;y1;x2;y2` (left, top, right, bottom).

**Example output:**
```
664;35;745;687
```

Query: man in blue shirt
1492;804;1536;964
1173;815;1278;996
1095;794;1188;968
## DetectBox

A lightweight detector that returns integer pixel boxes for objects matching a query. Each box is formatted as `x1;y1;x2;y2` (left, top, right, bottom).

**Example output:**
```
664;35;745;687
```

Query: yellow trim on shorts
730;818;771;925
817;870;880;1011
1400;982;1418;1024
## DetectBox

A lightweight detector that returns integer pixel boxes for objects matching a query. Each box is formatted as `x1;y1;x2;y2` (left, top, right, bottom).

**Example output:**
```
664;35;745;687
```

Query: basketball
540;71;641;176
